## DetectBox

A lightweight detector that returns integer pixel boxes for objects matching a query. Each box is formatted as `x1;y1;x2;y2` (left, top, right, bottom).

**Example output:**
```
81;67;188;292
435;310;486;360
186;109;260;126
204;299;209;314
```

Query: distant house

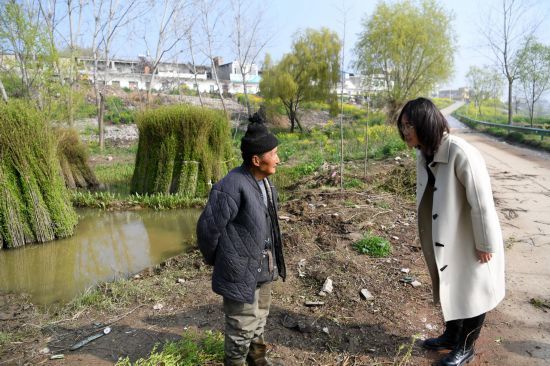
437;87;470;101
214;57;261;95
334;73;388;101
77;56;216;93
75;55;262;96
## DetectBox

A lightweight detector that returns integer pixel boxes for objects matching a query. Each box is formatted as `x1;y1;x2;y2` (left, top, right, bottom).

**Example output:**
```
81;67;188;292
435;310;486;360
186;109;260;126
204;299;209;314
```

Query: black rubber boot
423;319;463;350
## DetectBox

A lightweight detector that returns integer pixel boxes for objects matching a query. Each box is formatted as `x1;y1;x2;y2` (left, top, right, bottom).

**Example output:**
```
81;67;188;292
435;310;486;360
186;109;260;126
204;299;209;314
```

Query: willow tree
0;101;78;249
131;105;232;197
260;28;341;132
354;0;455;119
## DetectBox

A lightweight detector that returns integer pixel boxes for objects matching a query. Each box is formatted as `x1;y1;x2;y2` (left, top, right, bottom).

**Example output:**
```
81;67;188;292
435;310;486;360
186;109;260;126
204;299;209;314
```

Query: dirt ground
2;107;550;365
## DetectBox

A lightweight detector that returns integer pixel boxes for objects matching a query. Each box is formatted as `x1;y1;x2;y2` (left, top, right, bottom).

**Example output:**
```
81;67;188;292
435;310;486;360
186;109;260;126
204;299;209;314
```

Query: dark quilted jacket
196;165;286;304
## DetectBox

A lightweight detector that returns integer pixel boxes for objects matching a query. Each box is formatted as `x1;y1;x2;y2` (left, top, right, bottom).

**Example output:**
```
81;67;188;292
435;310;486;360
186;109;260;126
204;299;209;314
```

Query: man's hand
476;249;492;263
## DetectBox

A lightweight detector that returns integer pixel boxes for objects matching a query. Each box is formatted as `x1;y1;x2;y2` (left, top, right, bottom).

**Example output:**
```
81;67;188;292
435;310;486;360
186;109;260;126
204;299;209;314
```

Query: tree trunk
211;59;227;114
189;38;203;106
243;82;252;117
507;78;513;125
0;79;8;102
98;93;105;150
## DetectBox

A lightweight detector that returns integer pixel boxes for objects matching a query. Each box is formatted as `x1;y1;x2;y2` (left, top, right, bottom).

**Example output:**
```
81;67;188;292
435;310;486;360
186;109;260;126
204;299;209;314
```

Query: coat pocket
220;254;249;283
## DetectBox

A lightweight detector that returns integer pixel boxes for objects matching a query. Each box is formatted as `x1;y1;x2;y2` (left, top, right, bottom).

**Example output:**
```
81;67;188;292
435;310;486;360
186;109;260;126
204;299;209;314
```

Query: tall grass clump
57;128;99;189
131;105;233;197
0;100;78;249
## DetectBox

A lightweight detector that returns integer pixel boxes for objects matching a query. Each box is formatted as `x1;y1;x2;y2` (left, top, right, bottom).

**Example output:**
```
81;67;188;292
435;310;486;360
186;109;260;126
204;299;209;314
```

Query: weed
529;298;550;311
393;334;420;366
353;232;392;257
116;330;224;366
0;331;12;348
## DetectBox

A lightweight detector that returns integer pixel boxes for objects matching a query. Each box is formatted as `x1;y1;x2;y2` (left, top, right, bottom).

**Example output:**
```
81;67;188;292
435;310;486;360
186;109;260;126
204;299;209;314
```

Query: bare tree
143;0;189;104
481;0;541;124
65;0;85;125
230;0;270;117
90;0;140;150
186;32;204;106
198;0;227;115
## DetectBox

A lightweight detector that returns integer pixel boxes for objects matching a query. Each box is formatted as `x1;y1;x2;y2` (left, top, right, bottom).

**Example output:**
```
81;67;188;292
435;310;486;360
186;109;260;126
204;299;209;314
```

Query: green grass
353;232;392;257
431;97;454;110
94;163;135;194
116;330;224;366
71;191;205;210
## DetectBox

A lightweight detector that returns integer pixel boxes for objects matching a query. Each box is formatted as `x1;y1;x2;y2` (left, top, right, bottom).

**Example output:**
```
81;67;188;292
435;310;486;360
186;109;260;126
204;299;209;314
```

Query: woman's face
400;114;421;149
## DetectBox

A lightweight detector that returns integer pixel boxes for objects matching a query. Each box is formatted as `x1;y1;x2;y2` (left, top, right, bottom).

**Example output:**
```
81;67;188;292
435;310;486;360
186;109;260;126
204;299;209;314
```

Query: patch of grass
71;191;205;210
0;331;12;348
116;330;224;366
94;163;135;194
353;232;392;257
343;178;363;189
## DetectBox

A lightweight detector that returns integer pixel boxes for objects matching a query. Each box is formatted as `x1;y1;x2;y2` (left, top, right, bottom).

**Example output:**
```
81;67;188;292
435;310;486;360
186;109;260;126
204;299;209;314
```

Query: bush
353;232;392;257
506;131;525;143
105;96;134;124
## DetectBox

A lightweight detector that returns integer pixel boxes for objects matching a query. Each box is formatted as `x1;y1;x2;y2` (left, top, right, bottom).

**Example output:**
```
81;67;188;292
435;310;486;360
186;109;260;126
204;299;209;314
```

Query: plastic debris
70;327;111;351
50;354;65;360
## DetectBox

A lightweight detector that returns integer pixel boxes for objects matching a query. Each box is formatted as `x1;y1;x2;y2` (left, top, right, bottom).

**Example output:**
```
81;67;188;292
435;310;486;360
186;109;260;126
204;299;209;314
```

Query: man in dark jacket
197;114;286;366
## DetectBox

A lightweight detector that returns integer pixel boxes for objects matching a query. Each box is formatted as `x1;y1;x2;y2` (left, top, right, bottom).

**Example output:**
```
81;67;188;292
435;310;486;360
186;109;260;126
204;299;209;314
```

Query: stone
411;280;422;288
177;278;186;284
320;278;333;294
400;268;410;274
153;303;164;310
360;289;374;301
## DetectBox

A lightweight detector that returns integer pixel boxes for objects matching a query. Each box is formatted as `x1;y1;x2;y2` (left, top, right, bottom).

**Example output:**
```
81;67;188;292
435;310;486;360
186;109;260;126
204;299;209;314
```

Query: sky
262;0;550;90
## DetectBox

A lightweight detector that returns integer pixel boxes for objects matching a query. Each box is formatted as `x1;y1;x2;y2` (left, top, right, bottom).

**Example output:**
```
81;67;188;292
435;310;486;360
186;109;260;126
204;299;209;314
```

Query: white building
214;58;261;95
76;56;262;96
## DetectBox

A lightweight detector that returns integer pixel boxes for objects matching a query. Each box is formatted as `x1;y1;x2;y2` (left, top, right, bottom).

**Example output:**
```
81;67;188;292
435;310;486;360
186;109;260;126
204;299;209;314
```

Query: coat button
432;214;438;220
440;265;448;271
258;268;262;272
433;187;438;191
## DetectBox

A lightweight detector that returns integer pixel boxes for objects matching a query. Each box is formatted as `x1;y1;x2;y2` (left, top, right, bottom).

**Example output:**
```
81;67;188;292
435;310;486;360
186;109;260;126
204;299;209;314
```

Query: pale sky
264;0;550;90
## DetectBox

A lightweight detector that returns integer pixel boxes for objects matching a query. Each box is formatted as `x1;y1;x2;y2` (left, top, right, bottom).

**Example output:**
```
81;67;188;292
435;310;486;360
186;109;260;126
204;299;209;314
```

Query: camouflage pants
223;282;272;363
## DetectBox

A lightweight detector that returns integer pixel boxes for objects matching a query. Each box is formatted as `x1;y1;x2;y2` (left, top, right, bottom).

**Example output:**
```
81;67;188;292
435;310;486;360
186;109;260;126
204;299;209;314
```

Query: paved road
442;103;550;365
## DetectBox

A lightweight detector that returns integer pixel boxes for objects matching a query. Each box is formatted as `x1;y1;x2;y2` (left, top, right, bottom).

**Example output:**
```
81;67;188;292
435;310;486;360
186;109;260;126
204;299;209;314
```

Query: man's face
253;147;280;178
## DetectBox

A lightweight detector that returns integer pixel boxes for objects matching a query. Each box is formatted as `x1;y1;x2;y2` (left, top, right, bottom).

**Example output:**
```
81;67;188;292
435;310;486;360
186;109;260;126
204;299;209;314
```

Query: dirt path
444;104;550;365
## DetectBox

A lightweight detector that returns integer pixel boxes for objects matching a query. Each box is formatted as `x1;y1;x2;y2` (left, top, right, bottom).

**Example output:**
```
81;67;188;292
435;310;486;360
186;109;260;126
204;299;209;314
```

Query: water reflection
0;208;200;305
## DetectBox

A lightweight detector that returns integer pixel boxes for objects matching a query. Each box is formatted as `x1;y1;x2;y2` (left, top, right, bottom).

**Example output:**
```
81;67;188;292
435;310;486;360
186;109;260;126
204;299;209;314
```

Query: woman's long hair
397;97;450;155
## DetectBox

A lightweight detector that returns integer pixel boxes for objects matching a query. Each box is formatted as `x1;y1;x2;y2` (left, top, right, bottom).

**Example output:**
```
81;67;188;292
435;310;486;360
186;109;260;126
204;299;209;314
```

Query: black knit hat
240;113;278;156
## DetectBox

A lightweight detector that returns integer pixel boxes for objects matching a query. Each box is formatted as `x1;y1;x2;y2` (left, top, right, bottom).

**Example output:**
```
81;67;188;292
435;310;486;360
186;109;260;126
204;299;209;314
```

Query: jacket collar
432;133;451;164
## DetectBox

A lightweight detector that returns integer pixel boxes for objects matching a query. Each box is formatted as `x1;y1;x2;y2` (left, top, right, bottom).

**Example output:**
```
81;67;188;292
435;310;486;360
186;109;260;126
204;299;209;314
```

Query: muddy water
0;208;200;305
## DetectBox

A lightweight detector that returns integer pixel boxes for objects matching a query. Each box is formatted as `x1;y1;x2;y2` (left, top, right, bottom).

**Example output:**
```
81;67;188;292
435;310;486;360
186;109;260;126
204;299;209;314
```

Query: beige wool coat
416;133;505;321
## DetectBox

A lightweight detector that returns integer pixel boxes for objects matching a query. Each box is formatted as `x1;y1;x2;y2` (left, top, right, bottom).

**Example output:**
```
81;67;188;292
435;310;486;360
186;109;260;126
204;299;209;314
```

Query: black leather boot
437;346;474;366
437;313;485;366
423;320;462;350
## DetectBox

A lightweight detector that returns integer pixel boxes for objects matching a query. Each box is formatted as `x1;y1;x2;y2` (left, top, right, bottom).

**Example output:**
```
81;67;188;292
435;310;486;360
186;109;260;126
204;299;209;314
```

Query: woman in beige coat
397;98;505;366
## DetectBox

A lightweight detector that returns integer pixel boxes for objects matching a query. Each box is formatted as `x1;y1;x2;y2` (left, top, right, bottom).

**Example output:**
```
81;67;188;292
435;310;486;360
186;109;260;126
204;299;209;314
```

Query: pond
0;208;200;306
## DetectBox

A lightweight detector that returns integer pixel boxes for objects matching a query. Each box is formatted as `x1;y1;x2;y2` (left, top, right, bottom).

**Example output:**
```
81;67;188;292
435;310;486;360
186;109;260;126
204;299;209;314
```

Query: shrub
353;232;392;257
